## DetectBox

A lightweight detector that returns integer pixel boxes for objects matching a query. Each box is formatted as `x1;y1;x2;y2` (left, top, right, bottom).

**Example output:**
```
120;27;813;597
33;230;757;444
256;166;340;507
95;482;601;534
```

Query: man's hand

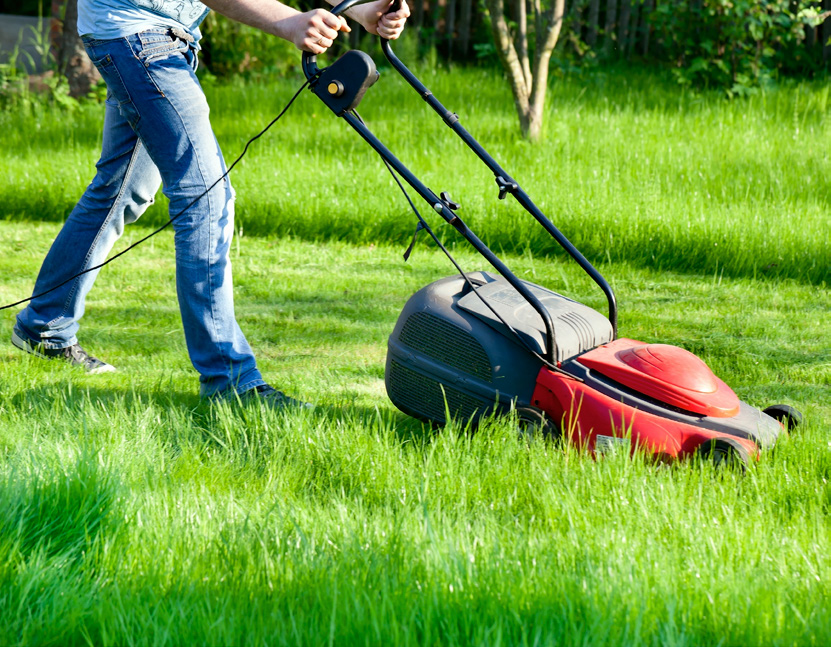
345;0;410;40
282;9;350;53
